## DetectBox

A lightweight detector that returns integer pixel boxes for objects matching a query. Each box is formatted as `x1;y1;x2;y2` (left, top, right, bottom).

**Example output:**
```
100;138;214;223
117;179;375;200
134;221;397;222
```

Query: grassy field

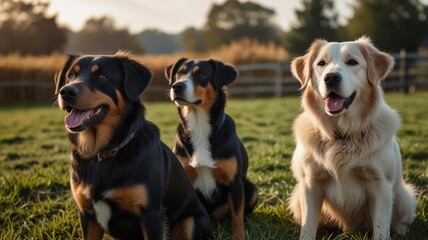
0;93;427;239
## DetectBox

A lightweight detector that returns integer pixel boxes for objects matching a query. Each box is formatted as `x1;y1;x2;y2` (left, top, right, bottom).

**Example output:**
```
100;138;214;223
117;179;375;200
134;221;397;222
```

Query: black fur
166;58;258;239
55;53;212;240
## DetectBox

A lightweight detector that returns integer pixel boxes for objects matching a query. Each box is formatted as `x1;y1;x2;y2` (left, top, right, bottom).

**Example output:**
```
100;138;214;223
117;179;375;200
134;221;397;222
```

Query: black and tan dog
55;52;213;240
165;58;258;239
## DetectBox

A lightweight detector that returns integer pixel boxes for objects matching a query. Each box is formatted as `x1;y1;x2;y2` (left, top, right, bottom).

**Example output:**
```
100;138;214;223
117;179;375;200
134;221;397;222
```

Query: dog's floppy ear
120;56;152;102
291;39;326;89
54;54;78;95
164;57;188;85
357;36;394;85
209;59;238;89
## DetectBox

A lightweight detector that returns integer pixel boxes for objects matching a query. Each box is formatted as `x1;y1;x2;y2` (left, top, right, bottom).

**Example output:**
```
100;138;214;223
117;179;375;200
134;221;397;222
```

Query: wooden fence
1;51;428;104
230;51;428;97
386;51;428;93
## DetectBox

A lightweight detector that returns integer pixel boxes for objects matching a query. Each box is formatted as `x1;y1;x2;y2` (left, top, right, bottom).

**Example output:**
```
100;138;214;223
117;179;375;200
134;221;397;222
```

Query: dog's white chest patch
186;109;215;168
93;200;111;232
193;167;216;200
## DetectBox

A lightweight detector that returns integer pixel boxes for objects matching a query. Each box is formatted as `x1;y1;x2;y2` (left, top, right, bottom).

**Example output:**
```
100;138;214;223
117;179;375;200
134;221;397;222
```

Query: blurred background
0;0;428;104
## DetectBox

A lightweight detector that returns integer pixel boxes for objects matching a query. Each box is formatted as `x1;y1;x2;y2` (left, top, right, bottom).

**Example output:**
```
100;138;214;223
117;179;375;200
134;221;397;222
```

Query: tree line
0;0;427;56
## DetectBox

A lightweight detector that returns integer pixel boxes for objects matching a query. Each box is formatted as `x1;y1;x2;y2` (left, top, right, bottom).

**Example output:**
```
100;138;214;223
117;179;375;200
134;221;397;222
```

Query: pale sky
47;0;427;34
47;0;357;34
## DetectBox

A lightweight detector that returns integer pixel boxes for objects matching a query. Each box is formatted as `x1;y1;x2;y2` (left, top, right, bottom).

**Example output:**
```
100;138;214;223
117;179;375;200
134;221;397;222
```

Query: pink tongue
326;96;346;112
65;108;93;129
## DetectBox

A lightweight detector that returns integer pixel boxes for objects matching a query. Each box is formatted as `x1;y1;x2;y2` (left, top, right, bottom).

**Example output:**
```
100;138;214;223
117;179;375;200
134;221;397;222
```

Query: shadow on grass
0;136;25;145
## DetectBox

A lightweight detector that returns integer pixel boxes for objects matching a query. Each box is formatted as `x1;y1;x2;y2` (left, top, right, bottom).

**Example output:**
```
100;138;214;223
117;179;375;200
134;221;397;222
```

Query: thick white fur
186;108;217;200
288;37;417;240
170;70;217;200
93;201;111;233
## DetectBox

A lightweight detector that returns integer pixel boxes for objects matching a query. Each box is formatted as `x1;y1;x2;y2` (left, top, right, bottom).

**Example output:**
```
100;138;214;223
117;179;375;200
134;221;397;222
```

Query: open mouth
325;92;356;115
173;97;202;106
64;105;108;132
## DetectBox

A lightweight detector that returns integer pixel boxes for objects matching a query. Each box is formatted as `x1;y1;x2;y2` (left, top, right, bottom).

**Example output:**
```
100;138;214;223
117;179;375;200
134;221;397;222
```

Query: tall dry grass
131;38;288;86
0;53;66;81
0;39;288;103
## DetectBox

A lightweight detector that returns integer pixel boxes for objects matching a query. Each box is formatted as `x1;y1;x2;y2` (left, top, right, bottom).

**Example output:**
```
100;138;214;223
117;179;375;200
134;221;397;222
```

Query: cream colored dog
288;37;417;240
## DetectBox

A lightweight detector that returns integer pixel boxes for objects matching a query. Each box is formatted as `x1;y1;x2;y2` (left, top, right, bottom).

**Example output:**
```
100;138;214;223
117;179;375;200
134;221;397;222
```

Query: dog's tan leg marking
212;157;238;184
84;219;104;240
229;193;245;240
171;217;194;240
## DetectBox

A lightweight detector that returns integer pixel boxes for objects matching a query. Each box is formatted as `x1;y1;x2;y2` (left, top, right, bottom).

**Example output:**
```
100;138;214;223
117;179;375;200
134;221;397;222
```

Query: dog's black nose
324;72;342;88
59;85;79;101
172;82;186;93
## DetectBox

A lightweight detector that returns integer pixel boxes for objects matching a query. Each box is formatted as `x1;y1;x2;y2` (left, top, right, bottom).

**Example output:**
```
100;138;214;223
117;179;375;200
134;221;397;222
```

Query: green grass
0;93;427;239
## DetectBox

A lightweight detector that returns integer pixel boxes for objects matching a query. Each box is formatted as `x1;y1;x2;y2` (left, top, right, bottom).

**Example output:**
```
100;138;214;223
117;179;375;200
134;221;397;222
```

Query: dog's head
164;58;237;111
291;36;394;116
55;52;152;133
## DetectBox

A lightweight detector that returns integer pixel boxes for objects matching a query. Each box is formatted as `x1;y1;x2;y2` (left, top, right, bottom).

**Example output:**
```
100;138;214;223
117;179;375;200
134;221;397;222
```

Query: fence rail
230;51;428;97
232;62;292;97
1;51;428;104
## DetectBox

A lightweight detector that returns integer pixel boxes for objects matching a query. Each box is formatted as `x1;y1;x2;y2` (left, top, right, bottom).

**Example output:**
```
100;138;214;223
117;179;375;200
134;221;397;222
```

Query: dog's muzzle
324;72;341;91
170;81;202;106
60;84;79;102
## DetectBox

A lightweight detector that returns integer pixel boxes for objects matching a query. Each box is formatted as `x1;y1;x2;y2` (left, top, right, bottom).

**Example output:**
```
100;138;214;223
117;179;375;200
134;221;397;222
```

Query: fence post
275;61;282;97
398;49;408;94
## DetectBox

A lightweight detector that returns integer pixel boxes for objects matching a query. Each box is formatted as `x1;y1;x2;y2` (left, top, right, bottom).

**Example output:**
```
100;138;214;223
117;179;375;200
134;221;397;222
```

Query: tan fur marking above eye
91;65;99;73
193;66;200;73
73;65;80;73
212;157;238;184
171;217;194;240
104;185;149;214
196;83;216;115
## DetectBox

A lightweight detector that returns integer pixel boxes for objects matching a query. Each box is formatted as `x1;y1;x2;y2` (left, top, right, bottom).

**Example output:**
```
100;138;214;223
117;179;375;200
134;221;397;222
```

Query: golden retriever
288;37;417;239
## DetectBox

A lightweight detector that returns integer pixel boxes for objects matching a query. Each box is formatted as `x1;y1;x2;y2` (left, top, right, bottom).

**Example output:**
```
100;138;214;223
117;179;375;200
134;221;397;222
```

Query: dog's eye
97;74;107;79
317;60;326;66
68;73;75;79
177;70;185;76
346;59;358;66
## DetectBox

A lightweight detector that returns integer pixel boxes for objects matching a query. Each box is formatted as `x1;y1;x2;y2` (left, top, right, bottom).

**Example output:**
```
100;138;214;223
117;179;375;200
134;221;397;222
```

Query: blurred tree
283;0;338;56
137;28;182;54
181;27;206;52
346;0;427;52
203;0;280;49
73;16;144;54
0;0;67;55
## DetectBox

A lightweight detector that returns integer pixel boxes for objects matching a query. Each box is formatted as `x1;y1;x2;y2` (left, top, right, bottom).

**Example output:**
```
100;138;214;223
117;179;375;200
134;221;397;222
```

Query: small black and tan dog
165;58;258;239
55;52;212;240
